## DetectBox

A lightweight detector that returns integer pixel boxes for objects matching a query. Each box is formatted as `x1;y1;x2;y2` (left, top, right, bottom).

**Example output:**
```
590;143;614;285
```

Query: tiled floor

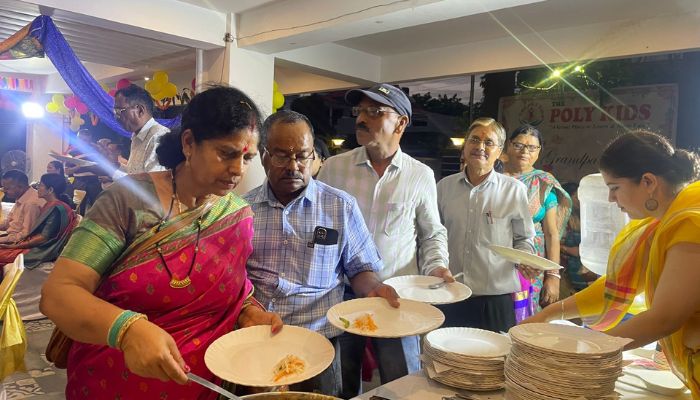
3;319;66;400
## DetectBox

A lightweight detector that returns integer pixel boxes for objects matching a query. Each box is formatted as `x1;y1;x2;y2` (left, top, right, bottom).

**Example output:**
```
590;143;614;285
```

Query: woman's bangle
107;310;147;349
545;271;561;279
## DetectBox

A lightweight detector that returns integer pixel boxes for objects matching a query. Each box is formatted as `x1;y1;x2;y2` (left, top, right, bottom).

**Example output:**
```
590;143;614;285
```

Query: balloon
153;71;169;84
273;91;285;109
75;103;89;115
163;82;178;98
145;80;162;95
58;105;70;116
116;79;131;90
100;83;110;92
52;94;65;104
46;103;59;113
152;89;167;101
108;89;117;97
64;95;77;109
273;81;279;92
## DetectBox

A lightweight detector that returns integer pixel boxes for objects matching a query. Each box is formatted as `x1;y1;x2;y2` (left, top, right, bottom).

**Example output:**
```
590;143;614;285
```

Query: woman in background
502;125;571;320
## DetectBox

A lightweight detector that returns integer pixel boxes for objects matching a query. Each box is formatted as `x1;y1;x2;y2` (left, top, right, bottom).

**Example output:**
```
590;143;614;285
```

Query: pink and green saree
59;174;255;400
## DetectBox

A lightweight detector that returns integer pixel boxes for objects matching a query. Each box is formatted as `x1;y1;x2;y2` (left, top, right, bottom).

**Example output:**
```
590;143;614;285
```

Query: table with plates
354;323;692;400
353;370;692;400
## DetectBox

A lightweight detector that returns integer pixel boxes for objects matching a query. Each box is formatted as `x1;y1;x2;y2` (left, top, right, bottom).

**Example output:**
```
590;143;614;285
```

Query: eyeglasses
351;106;399;118
264;148;315;168
466;136;501;149
113;105;137;115
511;141;541;153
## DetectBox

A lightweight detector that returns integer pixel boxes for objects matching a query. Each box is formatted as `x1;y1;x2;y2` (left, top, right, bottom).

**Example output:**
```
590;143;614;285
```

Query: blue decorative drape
29;16;180;137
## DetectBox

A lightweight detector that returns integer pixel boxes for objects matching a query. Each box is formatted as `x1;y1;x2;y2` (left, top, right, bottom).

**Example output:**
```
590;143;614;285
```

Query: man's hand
429;267;454;283
367;283;400;308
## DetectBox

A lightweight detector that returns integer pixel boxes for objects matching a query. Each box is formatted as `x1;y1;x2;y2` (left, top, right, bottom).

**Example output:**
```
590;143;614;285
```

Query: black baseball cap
345;83;412;123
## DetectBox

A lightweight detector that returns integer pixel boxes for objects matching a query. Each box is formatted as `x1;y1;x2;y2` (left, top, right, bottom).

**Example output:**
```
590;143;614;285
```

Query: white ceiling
337;0;700;56
172;0;277;14
1;0;700;94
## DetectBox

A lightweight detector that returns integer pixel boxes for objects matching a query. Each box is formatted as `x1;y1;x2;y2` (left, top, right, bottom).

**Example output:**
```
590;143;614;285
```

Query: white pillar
26;116;66;183
200;14;274;195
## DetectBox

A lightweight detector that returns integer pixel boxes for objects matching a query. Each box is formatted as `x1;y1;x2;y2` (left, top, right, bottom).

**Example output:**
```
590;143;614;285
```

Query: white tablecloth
353;370;692;400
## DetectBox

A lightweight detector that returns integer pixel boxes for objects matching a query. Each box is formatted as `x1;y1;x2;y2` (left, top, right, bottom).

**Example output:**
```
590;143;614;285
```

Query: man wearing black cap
318;84;450;396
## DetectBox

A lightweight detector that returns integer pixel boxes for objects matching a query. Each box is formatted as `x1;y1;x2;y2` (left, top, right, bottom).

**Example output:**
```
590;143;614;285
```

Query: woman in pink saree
41;86;282;399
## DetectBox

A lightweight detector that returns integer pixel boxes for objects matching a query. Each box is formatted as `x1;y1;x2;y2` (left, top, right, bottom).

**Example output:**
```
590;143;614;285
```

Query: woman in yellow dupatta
523;130;700;398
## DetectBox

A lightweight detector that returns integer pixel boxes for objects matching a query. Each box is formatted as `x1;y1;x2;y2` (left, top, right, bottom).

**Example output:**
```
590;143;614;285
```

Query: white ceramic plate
326;297;444;338
49;151;96;167
488;245;562;271
509;323;632;355
426;327;511;358
204;325;335;387
383;275;472;305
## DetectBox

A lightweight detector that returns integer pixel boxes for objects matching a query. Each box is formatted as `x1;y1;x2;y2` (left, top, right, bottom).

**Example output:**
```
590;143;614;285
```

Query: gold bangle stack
115;313;148;350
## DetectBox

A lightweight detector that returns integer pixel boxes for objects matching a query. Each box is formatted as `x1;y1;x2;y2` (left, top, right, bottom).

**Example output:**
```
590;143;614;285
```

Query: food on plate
352;313;377;332
339;317;350;329
272;354;306;382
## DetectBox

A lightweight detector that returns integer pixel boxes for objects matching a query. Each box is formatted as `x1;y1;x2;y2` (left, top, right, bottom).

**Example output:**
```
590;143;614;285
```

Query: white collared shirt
116;118;168;178
437;169;536;296
318;146;449;281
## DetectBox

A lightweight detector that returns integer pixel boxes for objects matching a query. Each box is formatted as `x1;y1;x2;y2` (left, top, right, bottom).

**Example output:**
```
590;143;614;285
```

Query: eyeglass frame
264;148;316;168
351;106;400;118
465;136;502;149
510;141;542;153
113;105;139;115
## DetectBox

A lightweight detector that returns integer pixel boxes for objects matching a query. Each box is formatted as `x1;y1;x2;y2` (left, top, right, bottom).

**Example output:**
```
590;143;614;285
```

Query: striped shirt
244;179;381;338
318;146;448;281
437;170;536;296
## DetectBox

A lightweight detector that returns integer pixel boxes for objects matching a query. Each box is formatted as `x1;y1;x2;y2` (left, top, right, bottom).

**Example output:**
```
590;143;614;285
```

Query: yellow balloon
273;91;285;109
46;103;59;113
273;81;279;92
145;80;162;95
153;71;169;84
99;83;109;92
58;105;70;116
164;83;178;98
52;94;65;104
152;90;167;101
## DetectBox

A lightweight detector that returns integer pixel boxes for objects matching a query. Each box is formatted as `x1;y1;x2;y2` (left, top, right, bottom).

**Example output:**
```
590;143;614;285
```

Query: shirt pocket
303;229;341;288
481;215;512;246
384;202;409;236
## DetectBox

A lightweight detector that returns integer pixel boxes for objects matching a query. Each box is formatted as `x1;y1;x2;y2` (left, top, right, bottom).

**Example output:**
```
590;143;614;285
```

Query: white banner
498;84;678;183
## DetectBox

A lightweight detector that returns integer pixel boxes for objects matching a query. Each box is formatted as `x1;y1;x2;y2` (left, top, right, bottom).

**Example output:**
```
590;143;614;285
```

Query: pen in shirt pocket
485;211;494;224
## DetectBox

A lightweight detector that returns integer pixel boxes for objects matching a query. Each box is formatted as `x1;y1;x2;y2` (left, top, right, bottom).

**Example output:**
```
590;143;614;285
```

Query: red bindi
243;145;249;153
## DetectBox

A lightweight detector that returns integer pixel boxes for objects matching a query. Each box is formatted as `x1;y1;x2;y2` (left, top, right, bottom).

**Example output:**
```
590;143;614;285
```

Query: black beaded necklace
156;171;203;289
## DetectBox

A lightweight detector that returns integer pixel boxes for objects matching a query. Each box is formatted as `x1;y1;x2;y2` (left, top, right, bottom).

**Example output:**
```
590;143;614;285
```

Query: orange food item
272;354;305;382
352;313;378;332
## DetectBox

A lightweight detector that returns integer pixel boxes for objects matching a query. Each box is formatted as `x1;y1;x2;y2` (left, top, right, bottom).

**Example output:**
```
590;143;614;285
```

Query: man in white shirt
437;117;537;332
113;84;169;178
318;83;449;397
0;170;45;244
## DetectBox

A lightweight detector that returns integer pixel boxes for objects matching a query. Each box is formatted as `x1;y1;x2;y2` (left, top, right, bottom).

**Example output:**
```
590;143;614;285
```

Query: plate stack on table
505;323;632;400
422;327;510;391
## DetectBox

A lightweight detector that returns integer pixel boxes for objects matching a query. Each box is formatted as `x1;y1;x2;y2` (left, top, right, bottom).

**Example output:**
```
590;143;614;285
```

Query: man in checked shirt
244;110;399;397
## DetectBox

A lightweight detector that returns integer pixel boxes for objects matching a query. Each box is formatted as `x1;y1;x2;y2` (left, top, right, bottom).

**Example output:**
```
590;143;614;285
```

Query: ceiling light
450;137;465;147
22;102;44;119
331;138;345;147
144;76;150;81
550;69;562;79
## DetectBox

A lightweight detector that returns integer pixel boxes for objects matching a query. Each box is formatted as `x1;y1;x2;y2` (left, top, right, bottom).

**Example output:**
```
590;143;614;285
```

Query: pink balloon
108;89;117;97
76;103;89;115
116;79;131;90
64;95;78;109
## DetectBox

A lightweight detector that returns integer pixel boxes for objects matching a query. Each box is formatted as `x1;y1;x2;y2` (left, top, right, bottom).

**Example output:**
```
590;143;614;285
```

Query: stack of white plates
505;323;632;400
422;327;510;391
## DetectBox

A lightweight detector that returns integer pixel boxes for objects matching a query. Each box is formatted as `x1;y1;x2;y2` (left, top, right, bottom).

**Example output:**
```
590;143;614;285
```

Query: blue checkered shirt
244;179;382;338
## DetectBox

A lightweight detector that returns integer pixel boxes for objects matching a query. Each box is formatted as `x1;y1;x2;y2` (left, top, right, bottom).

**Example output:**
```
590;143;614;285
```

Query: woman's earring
645;194;659;211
